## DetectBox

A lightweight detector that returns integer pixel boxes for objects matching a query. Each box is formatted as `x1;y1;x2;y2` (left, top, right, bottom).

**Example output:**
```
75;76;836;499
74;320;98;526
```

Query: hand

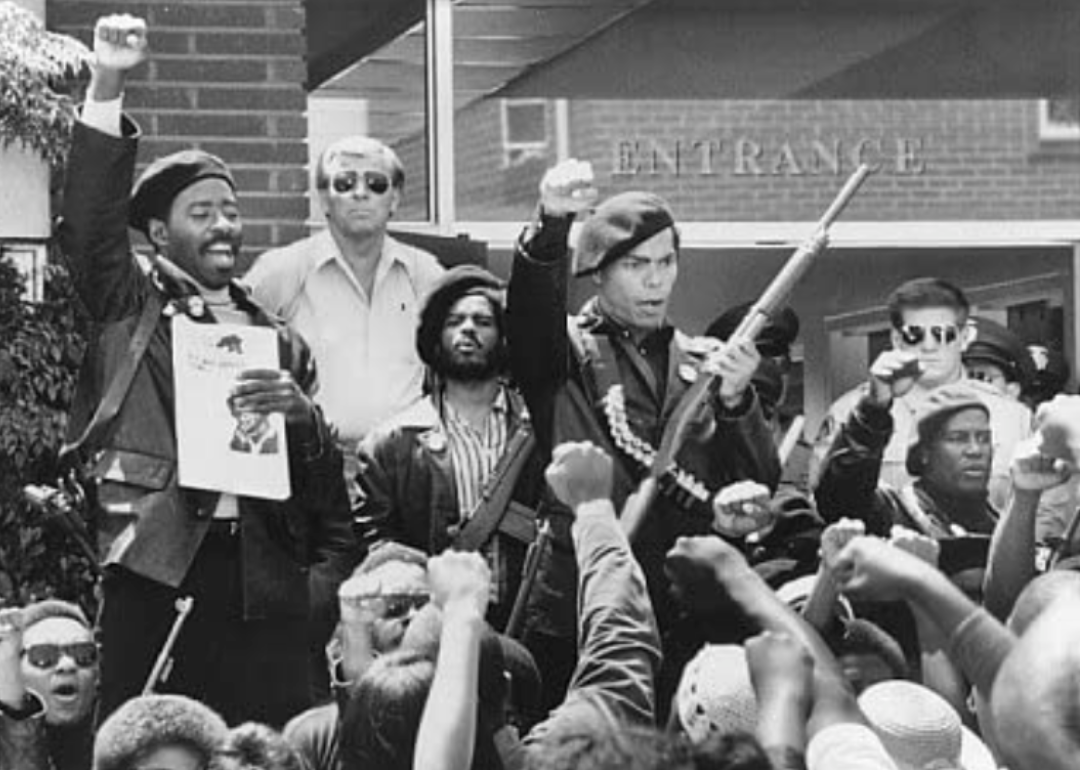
868;350;922;406
0;608;26;707
230;369;314;428
833;535;932;603
702;339;760;409
545;441;613;510
427;551;490;617
93;15;148;73
538;159;599;218
888;526;940;567
711;480;775;538
745;631;814;706
819;518;866;573
1033;397;1080;471
665;535;750;612
1010;437;1072;492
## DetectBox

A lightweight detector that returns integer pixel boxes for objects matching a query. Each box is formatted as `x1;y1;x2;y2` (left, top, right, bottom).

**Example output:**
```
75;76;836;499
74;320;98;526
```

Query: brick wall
444;98;1080;223
49;0;310;269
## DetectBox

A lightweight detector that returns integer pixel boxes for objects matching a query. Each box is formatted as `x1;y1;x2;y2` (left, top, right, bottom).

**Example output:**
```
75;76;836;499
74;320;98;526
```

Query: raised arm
506;161;596;403
0;610;51;770
412;552;490;770
984;437;1071;621
528;441;662;741
814;350;921;530
57;14;149;322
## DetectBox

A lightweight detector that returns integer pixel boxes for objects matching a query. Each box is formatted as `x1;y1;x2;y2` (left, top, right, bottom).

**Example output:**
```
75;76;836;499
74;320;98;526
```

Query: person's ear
146;218;169;251
960;319;976;352
890;327;903;351
1006;381;1022;400
388;187;401;219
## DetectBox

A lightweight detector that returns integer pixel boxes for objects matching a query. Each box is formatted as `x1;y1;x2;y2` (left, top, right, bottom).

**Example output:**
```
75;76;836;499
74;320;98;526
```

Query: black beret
573;191;677;276
706;302;800;359
130;149;236;235
416;264;505;369
963;316;1033;385
1027;344;1070;394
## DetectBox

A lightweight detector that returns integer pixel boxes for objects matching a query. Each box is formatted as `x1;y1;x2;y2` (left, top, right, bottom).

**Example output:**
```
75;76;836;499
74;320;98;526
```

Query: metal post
425;0;456;231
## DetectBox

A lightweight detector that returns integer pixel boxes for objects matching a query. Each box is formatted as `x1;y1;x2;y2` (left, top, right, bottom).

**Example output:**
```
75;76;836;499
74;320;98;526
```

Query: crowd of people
4;11;1080;770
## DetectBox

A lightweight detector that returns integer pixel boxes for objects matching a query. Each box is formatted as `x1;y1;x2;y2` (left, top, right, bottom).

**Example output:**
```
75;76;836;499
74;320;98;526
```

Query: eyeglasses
897;324;960;347
329;170;392;196
350;592;430;620
23;642;99;669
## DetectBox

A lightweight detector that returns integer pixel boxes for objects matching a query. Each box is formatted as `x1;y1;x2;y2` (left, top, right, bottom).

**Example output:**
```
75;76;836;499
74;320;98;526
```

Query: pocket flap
91;449;174;490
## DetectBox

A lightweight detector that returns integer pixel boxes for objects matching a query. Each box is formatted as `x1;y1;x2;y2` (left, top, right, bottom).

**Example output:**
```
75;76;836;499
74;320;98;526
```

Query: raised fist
545;441;613;511
1010;437;1072;492
868;349;922;406
427;551;491;616
819;518;866;572
93;14;148;73
711;480;775;538
539;159;599;218
1035;395;1080;472
888;525;940;567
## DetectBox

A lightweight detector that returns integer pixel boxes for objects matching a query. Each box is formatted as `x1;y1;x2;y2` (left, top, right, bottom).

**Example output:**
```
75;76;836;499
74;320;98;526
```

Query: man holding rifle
505;160;780;702
58;15;353;726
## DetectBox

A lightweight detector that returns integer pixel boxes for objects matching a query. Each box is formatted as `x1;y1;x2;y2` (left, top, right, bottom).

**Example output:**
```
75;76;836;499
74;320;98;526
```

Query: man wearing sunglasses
58;16;354;728
811;277;1033;512
244;135;445;504
0;600;98;770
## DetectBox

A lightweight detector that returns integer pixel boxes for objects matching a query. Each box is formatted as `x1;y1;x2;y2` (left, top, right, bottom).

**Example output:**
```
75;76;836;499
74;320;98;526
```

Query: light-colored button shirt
244;230;445;445
443;387;511;520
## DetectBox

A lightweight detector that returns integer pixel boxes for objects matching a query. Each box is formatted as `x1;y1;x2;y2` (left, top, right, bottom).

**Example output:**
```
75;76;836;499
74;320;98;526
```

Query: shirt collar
579;296;675;346
315;229;419;277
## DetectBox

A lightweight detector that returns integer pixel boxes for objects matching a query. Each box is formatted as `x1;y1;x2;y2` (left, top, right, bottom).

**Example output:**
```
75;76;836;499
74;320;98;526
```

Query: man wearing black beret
57;15;354;727
505;160;780;705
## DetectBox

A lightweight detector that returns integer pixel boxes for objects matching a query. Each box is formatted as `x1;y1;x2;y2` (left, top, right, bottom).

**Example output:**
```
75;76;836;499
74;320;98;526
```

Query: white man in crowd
0;601;98;770
242;135;443;698
60;15;354;726
243;136;445;496
355;265;547;632
506;160;779;705
811;277;1032;512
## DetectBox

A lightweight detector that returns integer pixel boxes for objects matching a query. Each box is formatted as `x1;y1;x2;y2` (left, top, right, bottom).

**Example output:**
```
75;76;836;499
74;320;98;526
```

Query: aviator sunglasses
330;170;392;196
897;324;961;347
23;641;99;669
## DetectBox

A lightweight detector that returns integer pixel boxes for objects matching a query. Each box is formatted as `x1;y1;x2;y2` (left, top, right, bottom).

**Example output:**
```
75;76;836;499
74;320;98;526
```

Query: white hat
675;644;757;745
775;574;855;622
859;680;997;770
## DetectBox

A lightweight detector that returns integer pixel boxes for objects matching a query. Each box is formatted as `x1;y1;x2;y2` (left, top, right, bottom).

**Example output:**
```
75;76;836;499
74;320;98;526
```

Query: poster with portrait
172;317;291;500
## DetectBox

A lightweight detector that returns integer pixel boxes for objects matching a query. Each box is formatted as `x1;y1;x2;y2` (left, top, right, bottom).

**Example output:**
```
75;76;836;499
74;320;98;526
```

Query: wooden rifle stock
622;164;873;542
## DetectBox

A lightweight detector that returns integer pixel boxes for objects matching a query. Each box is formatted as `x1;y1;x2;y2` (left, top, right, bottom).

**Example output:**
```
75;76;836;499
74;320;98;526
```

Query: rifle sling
60;292;165;464
454;424;537;551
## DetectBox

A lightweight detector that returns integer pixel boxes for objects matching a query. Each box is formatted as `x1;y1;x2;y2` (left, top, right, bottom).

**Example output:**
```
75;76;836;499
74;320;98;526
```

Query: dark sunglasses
897;324;960;346
23;642;99;669
330;170;392;196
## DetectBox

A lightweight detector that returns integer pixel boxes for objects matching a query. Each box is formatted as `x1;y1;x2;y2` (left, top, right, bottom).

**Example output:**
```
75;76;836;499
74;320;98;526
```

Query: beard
433;342;503;382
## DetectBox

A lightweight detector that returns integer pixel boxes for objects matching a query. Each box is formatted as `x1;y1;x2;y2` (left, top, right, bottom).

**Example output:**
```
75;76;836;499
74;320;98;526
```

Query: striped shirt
443;387;511;520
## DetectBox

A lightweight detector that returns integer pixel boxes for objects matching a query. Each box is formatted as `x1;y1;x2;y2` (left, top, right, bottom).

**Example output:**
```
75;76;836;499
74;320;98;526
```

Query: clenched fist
539;159;599;218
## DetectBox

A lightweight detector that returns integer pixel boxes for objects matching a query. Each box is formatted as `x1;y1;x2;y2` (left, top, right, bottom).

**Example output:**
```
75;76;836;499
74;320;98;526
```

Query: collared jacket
57;119;355;620
505;216;781;634
354;387;546;619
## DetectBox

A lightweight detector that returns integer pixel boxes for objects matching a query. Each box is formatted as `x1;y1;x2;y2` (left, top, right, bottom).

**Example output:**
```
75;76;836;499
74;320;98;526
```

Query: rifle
504;518;551;640
143;596;195;694
622;163;873;542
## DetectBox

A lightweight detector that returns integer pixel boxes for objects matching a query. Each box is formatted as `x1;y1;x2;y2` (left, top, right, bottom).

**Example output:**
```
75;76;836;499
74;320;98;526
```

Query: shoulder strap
897;484;958;539
454;422;538;552
59;292;165;463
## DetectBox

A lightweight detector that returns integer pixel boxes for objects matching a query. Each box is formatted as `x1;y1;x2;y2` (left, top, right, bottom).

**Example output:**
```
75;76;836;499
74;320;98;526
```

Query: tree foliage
0;0;91;165
1;2;95;612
